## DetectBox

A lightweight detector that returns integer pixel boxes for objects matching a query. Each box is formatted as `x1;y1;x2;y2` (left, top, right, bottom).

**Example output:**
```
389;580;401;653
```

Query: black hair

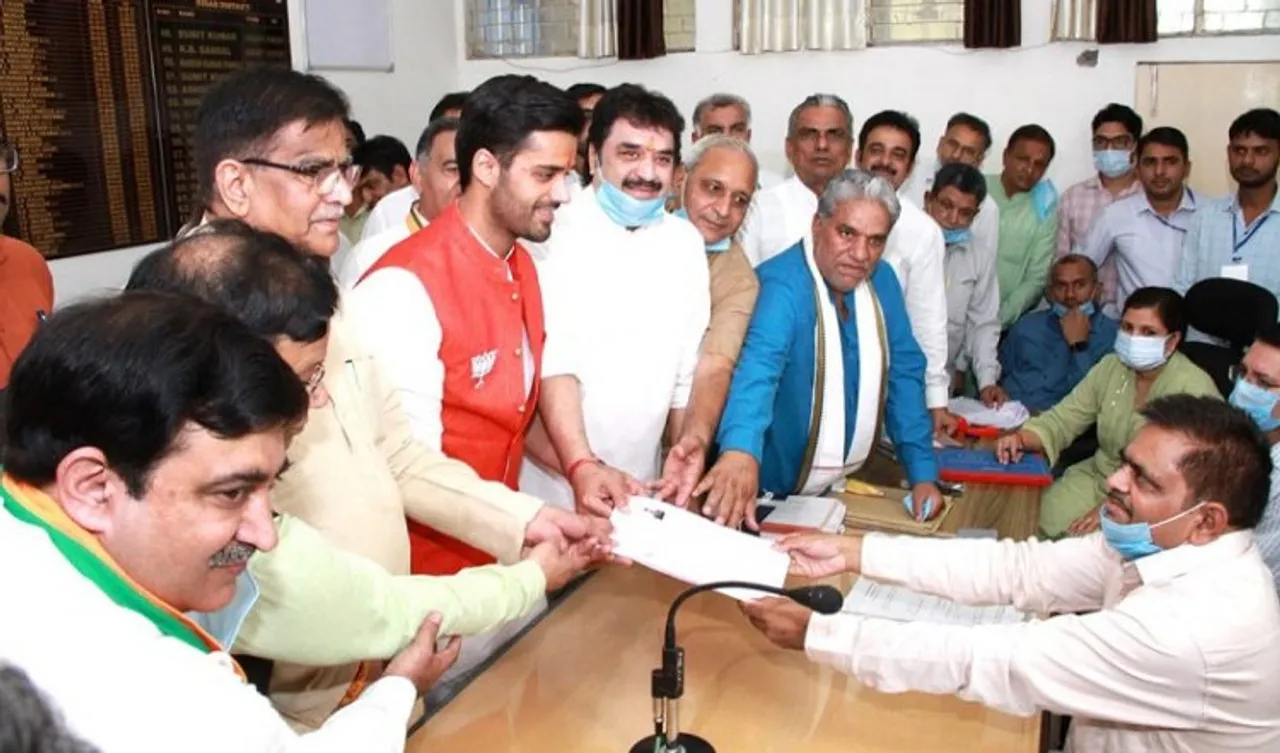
345;118;366;148
1259;322;1280;349
1123;286;1187;338
455;75;583;191
1091;103;1143;140
194;66;350;208
126;219;337;344
414;117;461;162
945;112;993;152
1138;126;1190;161
352;135;411;180
1054;253;1099;281
0;665;98;753
1229;108;1280;143
859;110;922;161
1140;395;1273;529
931;162;987;205
1005;124;1057;162
429;91;471;123
566;83;607;102
587;84;685;164
4;292;308;497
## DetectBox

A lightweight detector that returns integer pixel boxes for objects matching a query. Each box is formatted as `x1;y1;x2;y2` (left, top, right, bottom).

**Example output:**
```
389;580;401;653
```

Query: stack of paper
842;579;1027;626
948;397;1030;430
756;495;847;536
610;497;790;602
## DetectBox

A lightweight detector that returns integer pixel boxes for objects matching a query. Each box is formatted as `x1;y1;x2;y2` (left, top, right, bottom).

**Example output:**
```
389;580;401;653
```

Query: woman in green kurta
995;287;1221;538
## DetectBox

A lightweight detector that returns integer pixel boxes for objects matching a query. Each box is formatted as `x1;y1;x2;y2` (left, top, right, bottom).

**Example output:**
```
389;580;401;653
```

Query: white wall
456;0;1280;190
50;0;457;305
52;0;1278;304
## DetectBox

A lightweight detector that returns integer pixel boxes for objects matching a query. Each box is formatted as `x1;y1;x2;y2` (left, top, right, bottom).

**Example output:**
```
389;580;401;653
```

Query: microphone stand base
629;734;715;753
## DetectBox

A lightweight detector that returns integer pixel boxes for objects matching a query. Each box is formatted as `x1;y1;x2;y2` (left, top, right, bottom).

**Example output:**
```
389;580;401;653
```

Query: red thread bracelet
565;456;601;479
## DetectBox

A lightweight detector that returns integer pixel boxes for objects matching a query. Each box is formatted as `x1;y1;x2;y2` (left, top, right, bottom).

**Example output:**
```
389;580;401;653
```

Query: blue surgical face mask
1100;502;1204;561
1030;180;1058;221
942;227;971;246
595;177;666;229
674;207;731;252
1114;330;1170;371
1051;301;1096;318
1230;378;1280;432
1093;149;1133;179
186;570;260;648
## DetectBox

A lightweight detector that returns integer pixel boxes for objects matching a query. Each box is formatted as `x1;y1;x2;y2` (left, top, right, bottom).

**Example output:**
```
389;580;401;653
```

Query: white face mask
1114;331;1171;371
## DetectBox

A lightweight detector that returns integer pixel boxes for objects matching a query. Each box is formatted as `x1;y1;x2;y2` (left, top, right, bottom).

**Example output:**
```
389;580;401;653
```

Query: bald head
126;219;338;345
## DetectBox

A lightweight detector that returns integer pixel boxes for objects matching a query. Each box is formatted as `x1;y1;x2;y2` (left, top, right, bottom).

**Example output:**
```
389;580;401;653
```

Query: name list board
0;0;290;259
152;0;290;227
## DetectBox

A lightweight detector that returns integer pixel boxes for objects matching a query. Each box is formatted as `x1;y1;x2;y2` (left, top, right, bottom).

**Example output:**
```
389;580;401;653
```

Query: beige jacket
266;307;543;730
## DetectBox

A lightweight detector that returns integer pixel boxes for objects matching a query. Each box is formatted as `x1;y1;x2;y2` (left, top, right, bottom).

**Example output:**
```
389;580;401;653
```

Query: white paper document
842;579;1027;626
610;497;790;601
948;396;1031;430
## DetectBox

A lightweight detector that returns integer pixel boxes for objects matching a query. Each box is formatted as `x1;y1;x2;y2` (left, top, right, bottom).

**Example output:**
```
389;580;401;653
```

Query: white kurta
738;175;951;408
0;507;416;752
807;531;1280;753
359;185;418;243
520;188;710;509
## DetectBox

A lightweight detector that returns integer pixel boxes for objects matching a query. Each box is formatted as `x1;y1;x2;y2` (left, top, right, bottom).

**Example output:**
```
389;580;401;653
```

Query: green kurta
986;176;1058;329
1024;352;1221;538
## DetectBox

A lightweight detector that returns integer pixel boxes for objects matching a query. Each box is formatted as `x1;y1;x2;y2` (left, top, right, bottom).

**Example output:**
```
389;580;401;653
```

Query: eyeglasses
240;157;360;195
0;144;18;174
1092;135;1135;151
305;363;326;395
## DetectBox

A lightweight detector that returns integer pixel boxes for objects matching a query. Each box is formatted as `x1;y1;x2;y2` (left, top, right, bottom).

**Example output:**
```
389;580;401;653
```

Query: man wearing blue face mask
1056;104;1144;315
999;255;1118;413
744;394;1280;752
522;84;711;518
925;162;1004;408
1227;324;1280;591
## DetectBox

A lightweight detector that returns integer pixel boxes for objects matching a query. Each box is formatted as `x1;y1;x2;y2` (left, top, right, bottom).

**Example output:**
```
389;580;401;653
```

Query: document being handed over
610;497;790;601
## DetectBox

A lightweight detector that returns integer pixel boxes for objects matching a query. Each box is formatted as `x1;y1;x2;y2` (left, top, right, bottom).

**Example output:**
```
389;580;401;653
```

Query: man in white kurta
745;395;1280;753
341;117;461;290
521;84;709;513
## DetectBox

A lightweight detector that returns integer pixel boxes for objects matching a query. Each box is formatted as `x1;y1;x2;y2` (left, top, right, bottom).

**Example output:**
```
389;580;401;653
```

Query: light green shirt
234;514;546;665
1025;352;1220;482
987;176;1059;328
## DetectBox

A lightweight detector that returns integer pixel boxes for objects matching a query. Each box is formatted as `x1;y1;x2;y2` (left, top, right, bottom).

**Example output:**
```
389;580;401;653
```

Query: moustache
208;540;257;568
621;177;663;193
1105;488;1131;515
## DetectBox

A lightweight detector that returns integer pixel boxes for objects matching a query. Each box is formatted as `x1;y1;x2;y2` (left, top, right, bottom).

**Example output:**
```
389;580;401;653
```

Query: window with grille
465;0;697;59
868;0;964;44
1158;0;1280;36
730;0;963;48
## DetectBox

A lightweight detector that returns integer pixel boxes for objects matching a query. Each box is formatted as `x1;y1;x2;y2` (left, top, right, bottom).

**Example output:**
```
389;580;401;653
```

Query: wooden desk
408;566;1041;752
854;449;1043;540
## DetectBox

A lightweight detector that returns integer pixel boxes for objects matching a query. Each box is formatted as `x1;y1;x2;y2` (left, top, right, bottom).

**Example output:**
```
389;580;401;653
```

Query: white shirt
1079;188;1199;318
342;214;419;291
1256;442;1280;593
944;239;1001;388
345;227;535;450
359;185;418;243
757;166;786;191
0;506;416;752
806;531;1280;753
325;233;360;291
901;156;1001;286
519;188;710;509
738;175;951;408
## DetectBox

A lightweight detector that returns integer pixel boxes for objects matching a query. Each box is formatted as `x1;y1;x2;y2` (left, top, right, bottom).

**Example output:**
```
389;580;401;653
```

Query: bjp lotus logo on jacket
470;349;498;389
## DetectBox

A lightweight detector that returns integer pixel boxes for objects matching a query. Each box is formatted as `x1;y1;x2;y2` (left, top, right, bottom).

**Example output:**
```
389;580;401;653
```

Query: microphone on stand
629;580;844;753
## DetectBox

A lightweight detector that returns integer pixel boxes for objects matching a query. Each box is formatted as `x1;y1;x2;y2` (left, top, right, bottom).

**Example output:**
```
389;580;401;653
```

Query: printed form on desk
844;579;1028;626
610;497;789;601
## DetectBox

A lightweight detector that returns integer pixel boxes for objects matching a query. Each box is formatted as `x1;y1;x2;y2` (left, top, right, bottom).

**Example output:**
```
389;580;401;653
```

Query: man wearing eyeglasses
0;141;54;418
1227;323;1280;593
1056;104;1144;316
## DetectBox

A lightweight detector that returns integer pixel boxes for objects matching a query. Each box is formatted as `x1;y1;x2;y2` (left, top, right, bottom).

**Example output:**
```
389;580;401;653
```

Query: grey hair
692;93;752;130
817;169;901;226
683;134;759;179
786;94;853;140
